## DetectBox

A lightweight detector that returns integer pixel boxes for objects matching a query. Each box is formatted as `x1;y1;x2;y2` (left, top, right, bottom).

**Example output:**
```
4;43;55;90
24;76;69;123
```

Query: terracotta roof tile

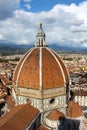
42;48;64;89
47;109;64;120
13;47;69;90
73;90;87;96
6;95;15;110
13;50;30;83
0;104;39;130
66;101;82;118
1;76;12;85
14;48;39;89
38;125;49;130
52;50;69;84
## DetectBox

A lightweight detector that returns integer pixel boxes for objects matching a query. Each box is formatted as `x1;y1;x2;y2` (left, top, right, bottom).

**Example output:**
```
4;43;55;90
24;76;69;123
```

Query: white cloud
25;4;31;10
52;2;87;23
24;0;31;10
0;1;87;48
0;0;20;20
0;34;5;40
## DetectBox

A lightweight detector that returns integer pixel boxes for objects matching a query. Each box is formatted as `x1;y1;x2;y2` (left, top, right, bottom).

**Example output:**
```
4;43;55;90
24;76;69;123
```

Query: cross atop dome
35;23;48;47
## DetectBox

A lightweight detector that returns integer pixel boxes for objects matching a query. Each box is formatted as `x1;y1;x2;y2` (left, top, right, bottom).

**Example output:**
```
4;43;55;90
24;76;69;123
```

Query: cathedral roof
66;101;82;118
0;104;39;130
13;24;69;98
47;109;64;121
38;125;49;130
13;47;69;90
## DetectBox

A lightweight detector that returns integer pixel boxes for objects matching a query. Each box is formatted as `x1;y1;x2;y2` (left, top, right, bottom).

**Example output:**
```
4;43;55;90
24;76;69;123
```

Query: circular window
50;98;55;104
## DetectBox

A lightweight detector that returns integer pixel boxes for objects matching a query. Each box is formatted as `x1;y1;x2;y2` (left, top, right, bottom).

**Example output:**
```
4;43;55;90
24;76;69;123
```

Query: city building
0;24;86;130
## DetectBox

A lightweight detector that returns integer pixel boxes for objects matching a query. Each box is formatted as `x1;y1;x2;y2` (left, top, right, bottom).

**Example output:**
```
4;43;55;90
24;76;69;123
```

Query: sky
0;0;87;48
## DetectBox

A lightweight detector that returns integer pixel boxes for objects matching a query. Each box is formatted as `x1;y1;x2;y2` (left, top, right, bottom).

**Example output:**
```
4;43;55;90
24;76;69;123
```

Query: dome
66;101;82;118
13;47;69;89
13;23;69;99
47;109;64;121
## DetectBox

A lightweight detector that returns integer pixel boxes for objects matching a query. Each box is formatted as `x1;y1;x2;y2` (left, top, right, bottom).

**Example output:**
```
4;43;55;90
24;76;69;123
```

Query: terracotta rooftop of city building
66;101;82;118
38;125;49;130
47;109;64;121
73;90;87;96
0;104;40;130
13;23;69;91
0;85;7;104
0;75;12;86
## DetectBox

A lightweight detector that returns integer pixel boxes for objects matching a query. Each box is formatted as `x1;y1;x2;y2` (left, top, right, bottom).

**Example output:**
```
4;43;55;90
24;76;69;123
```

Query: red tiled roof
66;101;82;118
6;95;15;110
1;77;12;85
38;125;49;130
0;104;39;130
14;48;39;89
42;48;64;89
51;50;69;84
0;75;12;86
13;47;69;90
73;90;87;96
0;90;7;98
47;109;64;121
13;50;30;84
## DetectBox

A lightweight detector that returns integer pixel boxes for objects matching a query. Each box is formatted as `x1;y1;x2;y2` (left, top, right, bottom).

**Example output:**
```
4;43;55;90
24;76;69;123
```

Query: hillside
0;44;87;56
0;46;29;56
